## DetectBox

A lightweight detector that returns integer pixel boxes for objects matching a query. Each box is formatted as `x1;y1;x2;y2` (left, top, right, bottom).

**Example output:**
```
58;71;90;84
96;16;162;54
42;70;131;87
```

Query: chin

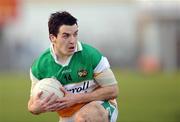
67;52;74;56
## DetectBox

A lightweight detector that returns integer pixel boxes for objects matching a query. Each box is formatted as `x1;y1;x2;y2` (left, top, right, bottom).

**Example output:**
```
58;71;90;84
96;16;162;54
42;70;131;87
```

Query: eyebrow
74;30;78;33
62;30;78;35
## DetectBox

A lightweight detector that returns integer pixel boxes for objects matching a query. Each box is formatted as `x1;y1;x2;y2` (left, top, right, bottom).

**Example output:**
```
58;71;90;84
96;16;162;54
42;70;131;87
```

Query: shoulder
80;43;103;69
31;48;53;79
32;48;52;67
81;43;102;57
80;42;111;72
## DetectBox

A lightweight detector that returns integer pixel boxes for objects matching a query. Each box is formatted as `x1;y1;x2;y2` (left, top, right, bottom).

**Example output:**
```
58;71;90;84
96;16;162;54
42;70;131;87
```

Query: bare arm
80;68;119;103
78;84;118;103
56;68;119;110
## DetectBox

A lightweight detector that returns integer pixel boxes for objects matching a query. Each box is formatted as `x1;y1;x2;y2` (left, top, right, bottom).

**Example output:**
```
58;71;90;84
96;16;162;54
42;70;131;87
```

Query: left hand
53;87;82;111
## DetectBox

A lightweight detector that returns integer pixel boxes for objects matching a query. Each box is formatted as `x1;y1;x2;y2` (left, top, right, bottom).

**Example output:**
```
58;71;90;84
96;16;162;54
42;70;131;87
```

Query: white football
32;78;64;100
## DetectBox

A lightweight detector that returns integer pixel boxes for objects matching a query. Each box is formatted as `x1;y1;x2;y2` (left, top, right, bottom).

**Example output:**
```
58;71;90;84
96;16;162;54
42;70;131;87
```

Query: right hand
30;91;58;114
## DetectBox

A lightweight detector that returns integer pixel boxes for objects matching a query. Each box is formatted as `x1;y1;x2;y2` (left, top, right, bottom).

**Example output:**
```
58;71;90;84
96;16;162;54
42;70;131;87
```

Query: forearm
78;68;119;103
77;84;118;104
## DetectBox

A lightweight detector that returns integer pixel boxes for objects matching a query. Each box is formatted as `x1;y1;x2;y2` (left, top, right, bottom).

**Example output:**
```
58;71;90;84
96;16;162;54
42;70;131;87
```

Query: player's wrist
30;103;45;115
76;93;93;103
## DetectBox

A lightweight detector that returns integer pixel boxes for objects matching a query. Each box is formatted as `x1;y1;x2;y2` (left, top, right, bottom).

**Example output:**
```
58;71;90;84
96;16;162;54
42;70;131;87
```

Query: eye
62;34;70;39
74;32;78;37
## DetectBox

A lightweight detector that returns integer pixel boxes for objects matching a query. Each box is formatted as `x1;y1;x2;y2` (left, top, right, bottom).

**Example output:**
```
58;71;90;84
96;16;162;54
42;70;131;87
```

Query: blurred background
0;0;180;122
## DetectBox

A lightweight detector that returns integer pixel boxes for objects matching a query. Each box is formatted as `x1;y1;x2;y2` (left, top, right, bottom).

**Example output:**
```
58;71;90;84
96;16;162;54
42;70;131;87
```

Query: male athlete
28;11;119;122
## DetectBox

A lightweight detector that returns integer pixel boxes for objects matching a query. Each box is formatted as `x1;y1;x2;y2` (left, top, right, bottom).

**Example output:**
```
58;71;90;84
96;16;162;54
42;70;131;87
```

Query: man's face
50;24;78;57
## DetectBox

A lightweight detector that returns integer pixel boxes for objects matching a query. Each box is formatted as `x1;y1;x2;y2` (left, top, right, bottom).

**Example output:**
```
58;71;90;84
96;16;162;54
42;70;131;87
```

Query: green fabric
31;42;102;85
101;101;115;120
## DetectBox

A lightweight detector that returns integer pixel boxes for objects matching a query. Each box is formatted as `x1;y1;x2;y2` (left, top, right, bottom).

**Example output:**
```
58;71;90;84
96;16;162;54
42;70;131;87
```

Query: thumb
59;87;68;96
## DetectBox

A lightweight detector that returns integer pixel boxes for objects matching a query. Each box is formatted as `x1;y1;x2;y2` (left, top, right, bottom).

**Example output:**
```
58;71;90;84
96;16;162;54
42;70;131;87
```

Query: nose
69;35;76;44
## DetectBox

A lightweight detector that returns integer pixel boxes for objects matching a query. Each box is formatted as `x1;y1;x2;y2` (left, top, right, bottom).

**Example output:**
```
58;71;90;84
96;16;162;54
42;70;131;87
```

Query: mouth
68;46;75;52
69;46;74;49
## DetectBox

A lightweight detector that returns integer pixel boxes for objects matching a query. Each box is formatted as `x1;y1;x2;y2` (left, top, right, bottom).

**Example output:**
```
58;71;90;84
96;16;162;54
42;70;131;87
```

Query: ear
49;34;56;44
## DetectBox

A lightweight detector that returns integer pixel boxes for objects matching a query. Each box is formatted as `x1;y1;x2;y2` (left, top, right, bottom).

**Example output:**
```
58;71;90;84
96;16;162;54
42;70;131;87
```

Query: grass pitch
0;70;180;122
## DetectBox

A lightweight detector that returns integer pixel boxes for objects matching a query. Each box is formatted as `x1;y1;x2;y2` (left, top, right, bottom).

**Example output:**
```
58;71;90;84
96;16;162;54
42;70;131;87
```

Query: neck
53;46;70;64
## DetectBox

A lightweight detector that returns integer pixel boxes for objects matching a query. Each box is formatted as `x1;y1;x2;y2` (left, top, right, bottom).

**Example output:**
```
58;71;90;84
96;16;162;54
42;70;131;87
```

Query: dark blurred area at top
0;0;180;73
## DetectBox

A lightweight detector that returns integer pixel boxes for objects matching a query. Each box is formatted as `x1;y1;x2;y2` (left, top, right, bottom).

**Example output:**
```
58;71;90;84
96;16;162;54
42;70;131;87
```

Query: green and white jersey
30;41;114;95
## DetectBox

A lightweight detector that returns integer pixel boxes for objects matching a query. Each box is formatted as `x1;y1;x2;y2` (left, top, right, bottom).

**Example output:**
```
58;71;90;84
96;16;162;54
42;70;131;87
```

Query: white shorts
99;100;118;122
59;101;118;122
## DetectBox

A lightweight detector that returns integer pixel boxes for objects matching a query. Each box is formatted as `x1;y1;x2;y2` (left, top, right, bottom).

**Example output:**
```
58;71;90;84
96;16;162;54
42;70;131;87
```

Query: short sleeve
29;69;40;96
94;56;110;73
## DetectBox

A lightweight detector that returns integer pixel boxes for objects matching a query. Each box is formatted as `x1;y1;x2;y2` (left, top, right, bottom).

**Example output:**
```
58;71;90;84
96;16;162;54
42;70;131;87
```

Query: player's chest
52;59;94;85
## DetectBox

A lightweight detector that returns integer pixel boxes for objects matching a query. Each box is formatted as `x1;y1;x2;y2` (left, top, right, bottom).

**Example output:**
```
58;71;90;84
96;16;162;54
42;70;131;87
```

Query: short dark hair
48;11;77;37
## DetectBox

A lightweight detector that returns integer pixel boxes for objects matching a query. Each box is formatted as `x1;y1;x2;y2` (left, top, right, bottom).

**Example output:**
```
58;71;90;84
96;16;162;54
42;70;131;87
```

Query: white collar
50;41;82;66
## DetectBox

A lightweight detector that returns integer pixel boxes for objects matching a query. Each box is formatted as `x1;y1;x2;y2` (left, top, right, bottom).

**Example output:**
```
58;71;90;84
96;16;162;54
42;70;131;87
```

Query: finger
56;97;66;103
47;95;58;105
46;102;59;112
46;101;66;112
59;87;67;96
36;91;43;99
56;102;67;110
42;93;55;103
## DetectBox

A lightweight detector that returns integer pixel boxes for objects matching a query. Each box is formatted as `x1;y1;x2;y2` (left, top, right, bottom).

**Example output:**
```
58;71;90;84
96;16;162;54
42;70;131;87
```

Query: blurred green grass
0;70;180;122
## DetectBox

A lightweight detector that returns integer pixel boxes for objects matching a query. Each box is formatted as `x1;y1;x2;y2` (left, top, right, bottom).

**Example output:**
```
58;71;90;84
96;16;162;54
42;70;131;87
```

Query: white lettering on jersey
64;80;98;94
62;69;72;74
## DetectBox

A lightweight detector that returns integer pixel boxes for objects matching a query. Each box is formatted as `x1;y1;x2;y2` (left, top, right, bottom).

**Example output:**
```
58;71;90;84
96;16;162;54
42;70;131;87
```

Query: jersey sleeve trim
94;68;117;87
93;56;110;73
30;68;40;96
